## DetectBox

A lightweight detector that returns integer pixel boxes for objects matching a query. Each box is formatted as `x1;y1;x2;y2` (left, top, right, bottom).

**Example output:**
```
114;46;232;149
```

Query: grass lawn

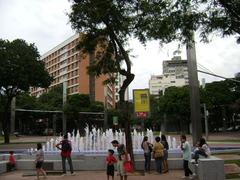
0;135;17;142
209;139;240;143
225;159;240;179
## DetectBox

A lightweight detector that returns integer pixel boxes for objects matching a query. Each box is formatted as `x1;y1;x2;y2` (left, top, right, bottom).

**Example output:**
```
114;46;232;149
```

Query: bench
189;156;224;180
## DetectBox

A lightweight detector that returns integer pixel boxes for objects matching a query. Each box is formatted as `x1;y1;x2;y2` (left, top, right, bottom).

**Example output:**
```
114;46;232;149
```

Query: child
106;149;117;180
7;151;16;171
35;143;47;180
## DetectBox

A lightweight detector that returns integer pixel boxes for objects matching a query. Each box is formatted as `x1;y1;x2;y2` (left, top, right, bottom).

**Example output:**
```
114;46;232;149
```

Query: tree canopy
0;39;52;96
0;39;52;143
156;78;240;132
138;0;240;43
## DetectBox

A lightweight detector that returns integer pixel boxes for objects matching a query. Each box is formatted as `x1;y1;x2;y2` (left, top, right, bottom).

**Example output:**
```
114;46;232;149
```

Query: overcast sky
1;0;240;98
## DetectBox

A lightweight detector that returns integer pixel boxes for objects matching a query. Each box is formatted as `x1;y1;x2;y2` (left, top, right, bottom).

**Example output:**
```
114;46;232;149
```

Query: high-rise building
115;73;129;102
30;34;115;109
149;56;189;95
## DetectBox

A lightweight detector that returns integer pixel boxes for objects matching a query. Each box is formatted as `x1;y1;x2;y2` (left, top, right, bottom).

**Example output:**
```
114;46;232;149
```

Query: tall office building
30;34;115;109
115;73;129;102
149;56;189;95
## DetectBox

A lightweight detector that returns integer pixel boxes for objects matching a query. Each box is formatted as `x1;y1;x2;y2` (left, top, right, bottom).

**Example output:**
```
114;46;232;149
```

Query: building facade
115;73;129;102
30;34;115;109
149;56;189;95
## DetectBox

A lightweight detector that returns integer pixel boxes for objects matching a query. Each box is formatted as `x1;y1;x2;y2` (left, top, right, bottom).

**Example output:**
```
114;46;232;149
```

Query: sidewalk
1;170;184;180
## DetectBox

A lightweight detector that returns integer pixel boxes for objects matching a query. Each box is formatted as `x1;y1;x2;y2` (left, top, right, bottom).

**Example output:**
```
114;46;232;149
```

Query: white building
149;56;189;95
115;73;129;102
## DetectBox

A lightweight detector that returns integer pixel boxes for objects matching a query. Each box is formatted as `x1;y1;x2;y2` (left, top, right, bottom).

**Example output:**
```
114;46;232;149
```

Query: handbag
123;161;132;172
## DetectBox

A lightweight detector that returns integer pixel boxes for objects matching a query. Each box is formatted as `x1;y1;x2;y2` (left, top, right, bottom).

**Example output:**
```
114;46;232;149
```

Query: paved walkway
1;170;184;180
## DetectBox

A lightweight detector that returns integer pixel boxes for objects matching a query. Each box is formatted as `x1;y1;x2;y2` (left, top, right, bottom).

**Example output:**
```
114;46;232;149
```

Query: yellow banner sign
133;89;150;112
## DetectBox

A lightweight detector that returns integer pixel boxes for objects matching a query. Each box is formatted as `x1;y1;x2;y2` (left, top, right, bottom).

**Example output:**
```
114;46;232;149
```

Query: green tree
138;0;240;43
0;39;52;143
38;85;63;111
158;86;191;133
201;79;240;131
16;92;39;110
200;0;240;43
68;0;208;162
64;94;91;113
68;0;138;161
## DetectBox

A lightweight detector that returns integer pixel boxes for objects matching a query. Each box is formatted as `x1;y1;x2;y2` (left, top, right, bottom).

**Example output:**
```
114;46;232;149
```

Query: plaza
1;1;240;180
0;170;183;180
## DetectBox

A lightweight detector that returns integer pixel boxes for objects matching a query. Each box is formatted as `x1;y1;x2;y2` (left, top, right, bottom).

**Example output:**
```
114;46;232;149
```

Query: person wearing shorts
106;149;117;180
35;143;47;180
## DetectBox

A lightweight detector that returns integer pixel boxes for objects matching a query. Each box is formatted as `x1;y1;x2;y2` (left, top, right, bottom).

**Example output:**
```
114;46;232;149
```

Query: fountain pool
28;125;179;154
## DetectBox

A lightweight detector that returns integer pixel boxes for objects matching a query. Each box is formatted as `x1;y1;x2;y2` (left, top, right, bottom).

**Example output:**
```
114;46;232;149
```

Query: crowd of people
6;134;210;180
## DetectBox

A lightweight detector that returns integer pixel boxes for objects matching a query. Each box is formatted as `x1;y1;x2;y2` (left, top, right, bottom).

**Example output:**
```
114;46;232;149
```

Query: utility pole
202;78;209;140
10;97;16;134
187;33;202;145
103;86;108;130
62;81;67;134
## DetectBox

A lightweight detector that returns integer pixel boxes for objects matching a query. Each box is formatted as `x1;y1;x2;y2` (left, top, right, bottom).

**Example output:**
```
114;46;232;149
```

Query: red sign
136;112;147;118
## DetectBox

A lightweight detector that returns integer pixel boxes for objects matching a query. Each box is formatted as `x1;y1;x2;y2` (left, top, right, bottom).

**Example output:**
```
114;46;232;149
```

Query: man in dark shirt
56;134;75;176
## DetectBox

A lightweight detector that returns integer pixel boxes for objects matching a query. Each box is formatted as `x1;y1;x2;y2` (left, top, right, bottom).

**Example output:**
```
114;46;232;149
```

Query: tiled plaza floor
0;170;184;180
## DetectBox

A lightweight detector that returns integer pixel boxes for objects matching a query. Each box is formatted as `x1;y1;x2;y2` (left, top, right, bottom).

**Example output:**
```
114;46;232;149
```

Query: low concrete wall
189;156;225;180
1;150;184;172
0;161;7;174
198;156;225;180
16;158;183;171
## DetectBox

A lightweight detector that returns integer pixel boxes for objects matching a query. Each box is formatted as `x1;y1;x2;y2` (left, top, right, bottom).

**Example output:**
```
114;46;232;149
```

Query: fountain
39;125;180;154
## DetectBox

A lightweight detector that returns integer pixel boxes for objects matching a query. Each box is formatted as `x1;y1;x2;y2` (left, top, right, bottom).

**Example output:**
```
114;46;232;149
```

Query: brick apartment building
31;34;115;109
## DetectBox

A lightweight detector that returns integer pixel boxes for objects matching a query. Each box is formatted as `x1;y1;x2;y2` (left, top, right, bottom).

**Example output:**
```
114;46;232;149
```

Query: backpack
61;140;72;152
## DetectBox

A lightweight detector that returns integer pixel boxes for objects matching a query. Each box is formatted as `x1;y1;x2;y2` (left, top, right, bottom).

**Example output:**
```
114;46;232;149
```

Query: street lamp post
62;81;67;134
187;33;202;145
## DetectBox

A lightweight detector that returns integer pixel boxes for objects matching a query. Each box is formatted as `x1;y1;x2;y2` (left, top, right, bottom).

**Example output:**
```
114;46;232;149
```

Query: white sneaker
71;172;76;176
181;176;186;179
61;173;67;177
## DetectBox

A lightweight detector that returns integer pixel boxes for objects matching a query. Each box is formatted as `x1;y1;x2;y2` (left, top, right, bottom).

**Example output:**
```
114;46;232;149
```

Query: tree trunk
119;73;135;169
2;96;13;144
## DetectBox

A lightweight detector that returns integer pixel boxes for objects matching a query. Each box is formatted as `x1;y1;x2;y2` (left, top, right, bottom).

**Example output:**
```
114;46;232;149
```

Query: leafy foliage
0;39;52;143
157;78;240;132
137;0;240;43
0;39;52;96
64;94;91;113
38;85;63;111
16;92;39;110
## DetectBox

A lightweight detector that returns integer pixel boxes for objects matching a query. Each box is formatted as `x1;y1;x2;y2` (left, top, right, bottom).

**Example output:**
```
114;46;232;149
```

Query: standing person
152;136;164;174
141;136;152;172
111;140;128;180
180;135;193;179
7;151;16;171
56;134;75;176
35;143;47;180
106;149;117;180
193;137;210;163
161;134;169;173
